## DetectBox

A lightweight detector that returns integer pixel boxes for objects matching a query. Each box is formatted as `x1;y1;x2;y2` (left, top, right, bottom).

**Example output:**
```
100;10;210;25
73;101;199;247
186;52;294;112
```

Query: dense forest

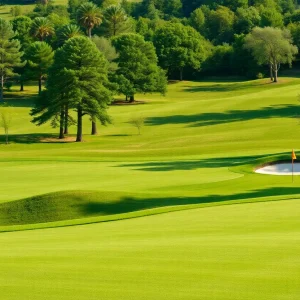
0;0;300;140
5;0;300;79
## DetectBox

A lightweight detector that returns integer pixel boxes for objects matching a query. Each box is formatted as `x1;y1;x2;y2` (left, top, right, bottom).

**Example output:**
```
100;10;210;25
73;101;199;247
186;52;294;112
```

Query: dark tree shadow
0;134;72;144
2;93;36;108
1;187;299;225
182;80;279;93
116;154;270;172
105;134;131;137
80;187;300;216
146;105;298;127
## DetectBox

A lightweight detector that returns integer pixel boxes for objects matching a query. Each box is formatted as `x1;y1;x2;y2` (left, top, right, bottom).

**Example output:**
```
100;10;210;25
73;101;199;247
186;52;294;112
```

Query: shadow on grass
1;187;299;225
182;80;278;93
2;93;36;108
146;104;298;127
105;134;131;137
80;187;300;216
116;154;267;171
0;134;68;144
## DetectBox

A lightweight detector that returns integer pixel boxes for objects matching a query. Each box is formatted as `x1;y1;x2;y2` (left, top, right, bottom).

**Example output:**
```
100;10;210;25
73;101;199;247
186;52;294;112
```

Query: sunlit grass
1;77;300;299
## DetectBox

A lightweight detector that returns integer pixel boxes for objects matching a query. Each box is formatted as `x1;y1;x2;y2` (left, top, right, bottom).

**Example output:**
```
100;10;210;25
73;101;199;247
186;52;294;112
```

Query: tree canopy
153;22;211;80
0;19;24;101
245;26;298;82
32;36;112;142
112;33;167;101
3;0;300;140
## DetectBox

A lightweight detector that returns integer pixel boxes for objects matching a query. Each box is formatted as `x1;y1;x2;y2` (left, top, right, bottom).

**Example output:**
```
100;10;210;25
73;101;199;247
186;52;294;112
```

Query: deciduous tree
245;27;298;82
153;22;211;80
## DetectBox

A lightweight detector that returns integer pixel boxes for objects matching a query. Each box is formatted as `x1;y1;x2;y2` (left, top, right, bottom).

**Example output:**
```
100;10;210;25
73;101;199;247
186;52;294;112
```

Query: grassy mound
2;174;300;228
0;191;128;225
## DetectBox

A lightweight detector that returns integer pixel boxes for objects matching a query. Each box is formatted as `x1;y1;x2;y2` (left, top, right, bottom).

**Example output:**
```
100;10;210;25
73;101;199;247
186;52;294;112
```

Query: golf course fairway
1;200;300;300
1;78;300;298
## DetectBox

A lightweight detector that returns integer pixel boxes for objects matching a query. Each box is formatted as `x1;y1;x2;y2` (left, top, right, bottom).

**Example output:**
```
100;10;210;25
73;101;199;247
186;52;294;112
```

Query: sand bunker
255;162;300;175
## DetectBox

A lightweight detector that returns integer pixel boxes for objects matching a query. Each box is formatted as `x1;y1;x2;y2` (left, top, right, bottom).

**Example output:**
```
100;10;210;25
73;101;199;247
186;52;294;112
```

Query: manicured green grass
1;199;300;300
1;77;300;298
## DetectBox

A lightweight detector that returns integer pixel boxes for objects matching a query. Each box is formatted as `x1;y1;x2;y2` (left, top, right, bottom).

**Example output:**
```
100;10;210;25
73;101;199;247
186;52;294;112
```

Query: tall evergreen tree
77;2;103;135
32;37;112;142
0;19;24;102
25;41;54;94
112;33;167;102
12;16;33;92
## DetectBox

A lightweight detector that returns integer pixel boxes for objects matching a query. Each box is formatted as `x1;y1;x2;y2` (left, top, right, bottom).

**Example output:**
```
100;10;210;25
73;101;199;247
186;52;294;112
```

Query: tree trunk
76;106;83;142
91;119;97;135
20;80;24;92
129;95;135;103
126;95;128;101
88;28;92;39
179;68;183;81
0;75;3;102
273;68;278;83
64;104;69;135
271;60;278;83
38;76;42;94
59;106;65;139
269;64;274;82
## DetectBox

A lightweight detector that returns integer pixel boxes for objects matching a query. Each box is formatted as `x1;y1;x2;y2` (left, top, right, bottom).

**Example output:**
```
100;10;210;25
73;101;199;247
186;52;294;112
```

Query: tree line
0;0;299;141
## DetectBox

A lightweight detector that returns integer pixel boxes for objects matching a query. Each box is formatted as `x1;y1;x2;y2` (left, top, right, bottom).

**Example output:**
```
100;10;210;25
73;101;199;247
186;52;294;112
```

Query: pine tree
31;37;112;142
25;41;54;94
0;19;24;102
112;33;167;102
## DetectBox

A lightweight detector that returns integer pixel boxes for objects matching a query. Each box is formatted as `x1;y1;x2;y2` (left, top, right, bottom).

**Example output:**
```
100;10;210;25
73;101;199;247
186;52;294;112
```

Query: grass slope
1;77;300;299
1;199;300;300
1;78;300;229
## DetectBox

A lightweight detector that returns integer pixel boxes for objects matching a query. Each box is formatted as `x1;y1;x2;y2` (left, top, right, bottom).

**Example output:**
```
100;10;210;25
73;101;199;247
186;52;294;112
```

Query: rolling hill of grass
1;77;300;299
1;0;299;298
1;199;300;300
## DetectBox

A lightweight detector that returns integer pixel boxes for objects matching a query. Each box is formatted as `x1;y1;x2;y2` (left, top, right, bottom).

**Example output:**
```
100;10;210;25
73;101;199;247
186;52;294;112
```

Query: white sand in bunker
255;162;300;175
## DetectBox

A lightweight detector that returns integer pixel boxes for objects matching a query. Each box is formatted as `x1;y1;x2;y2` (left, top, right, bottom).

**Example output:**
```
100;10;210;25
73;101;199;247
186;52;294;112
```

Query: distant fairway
1;77;300;298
